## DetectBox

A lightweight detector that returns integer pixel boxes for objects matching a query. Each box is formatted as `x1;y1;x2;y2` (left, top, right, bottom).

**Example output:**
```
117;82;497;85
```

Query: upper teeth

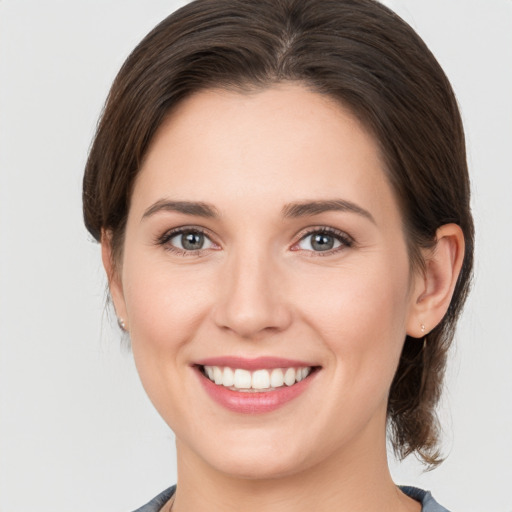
203;366;312;391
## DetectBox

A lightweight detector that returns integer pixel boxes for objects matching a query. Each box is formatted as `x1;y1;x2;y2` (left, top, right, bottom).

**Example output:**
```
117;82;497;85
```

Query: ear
406;223;465;337
101;229;129;331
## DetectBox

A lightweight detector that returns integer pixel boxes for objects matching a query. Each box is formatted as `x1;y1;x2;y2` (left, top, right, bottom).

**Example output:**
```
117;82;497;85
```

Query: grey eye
298;232;342;252
170;231;214;251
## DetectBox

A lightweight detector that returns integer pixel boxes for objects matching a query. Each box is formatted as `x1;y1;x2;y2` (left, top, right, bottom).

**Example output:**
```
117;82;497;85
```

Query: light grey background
0;1;511;511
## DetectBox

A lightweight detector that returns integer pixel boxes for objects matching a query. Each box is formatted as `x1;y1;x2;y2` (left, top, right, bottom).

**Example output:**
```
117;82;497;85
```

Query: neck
171;416;420;512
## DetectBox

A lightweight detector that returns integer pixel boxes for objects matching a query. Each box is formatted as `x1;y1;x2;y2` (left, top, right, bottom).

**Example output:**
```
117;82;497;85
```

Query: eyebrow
142;200;220;220
141;198;375;224
281;199;375;224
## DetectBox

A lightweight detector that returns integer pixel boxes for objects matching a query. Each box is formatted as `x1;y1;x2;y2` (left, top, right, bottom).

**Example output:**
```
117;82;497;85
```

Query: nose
212;248;293;339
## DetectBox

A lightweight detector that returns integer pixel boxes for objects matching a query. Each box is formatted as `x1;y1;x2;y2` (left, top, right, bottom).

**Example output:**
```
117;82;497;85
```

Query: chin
211;450;310;481
181;428;317;481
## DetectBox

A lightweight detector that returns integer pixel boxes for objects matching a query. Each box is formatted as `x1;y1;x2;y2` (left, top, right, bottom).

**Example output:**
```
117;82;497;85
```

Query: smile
194;357;320;414
201;366;313;392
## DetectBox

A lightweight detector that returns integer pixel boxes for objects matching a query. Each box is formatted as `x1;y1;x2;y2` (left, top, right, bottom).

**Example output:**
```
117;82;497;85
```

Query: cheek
288;260;413;445
120;255;217;423
122;254;215;359
297;255;411;381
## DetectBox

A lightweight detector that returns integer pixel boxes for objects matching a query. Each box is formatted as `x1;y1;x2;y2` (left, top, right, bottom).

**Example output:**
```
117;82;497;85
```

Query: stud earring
118;318;127;331
420;323;427;351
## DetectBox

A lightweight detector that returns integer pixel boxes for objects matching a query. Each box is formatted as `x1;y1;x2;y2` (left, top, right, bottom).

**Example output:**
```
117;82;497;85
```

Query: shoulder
400;486;452;512
131;485;449;512
130;485;176;512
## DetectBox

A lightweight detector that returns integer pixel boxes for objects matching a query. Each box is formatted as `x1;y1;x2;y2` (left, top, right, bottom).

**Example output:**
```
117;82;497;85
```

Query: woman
83;0;473;510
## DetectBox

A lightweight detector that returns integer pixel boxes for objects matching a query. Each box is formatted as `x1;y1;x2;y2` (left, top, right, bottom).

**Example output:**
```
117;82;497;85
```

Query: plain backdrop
0;1;511;511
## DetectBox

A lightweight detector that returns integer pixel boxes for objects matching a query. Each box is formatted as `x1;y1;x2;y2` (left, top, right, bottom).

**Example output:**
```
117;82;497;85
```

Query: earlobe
407;223;465;337
101;229;129;330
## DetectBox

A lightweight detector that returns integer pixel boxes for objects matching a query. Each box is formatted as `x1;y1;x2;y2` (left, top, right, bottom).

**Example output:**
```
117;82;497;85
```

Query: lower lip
195;367;318;414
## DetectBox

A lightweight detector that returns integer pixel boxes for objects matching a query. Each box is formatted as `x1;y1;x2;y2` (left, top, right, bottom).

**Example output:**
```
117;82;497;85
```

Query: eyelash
155;226;354;257
155;227;215;257
293;227;354;256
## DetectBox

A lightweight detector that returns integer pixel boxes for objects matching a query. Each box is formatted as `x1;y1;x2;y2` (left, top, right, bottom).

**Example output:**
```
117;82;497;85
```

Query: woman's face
109;84;424;479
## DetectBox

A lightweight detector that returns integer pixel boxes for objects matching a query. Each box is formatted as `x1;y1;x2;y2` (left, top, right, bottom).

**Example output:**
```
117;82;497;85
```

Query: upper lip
194;356;319;371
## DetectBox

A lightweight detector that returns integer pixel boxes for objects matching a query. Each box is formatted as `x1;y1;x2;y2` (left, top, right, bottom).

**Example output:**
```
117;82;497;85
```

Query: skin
103;84;464;512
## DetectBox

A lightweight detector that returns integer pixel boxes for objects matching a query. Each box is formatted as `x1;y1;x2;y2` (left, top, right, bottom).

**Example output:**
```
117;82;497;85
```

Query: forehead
133;83;398;225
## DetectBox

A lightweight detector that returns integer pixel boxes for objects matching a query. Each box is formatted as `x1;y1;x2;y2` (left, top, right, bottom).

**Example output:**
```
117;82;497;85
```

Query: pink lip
193;363;319;414
194;356;316;371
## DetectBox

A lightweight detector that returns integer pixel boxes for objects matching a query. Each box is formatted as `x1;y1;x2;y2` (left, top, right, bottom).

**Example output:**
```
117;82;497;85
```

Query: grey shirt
131;485;450;512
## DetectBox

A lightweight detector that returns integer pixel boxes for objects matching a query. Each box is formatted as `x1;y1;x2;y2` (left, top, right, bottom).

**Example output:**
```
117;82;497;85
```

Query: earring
118;318;127;331
420;323;427;351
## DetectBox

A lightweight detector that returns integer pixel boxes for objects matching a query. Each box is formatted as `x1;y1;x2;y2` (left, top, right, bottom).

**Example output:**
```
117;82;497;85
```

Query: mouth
193;358;321;413
199;365;316;392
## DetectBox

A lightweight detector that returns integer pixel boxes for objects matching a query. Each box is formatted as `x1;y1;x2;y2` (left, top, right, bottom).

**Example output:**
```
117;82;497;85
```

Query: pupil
312;234;334;251
182;232;204;250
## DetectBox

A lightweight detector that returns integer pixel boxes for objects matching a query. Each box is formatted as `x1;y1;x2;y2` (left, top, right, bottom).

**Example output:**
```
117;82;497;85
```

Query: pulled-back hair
83;0;474;467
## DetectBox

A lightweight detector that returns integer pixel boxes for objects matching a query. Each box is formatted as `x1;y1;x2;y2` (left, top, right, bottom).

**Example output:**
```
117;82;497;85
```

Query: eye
170;230;212;251
157;228;217;255
294;228;353;254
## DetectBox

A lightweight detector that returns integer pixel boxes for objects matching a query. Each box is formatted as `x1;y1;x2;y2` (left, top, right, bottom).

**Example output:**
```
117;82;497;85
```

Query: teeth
270;368;284;388
203;365;312;391
233;369;252;389
284;368;295;386
213;366;223;385
296;367;308;382
223;367;234;387
252;369;270;389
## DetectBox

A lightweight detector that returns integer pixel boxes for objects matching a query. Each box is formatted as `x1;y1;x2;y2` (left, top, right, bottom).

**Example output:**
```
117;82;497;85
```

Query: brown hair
83;0;474;467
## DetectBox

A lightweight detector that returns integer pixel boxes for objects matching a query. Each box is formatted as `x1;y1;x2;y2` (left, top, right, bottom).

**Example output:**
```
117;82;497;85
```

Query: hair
83;0;474;467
